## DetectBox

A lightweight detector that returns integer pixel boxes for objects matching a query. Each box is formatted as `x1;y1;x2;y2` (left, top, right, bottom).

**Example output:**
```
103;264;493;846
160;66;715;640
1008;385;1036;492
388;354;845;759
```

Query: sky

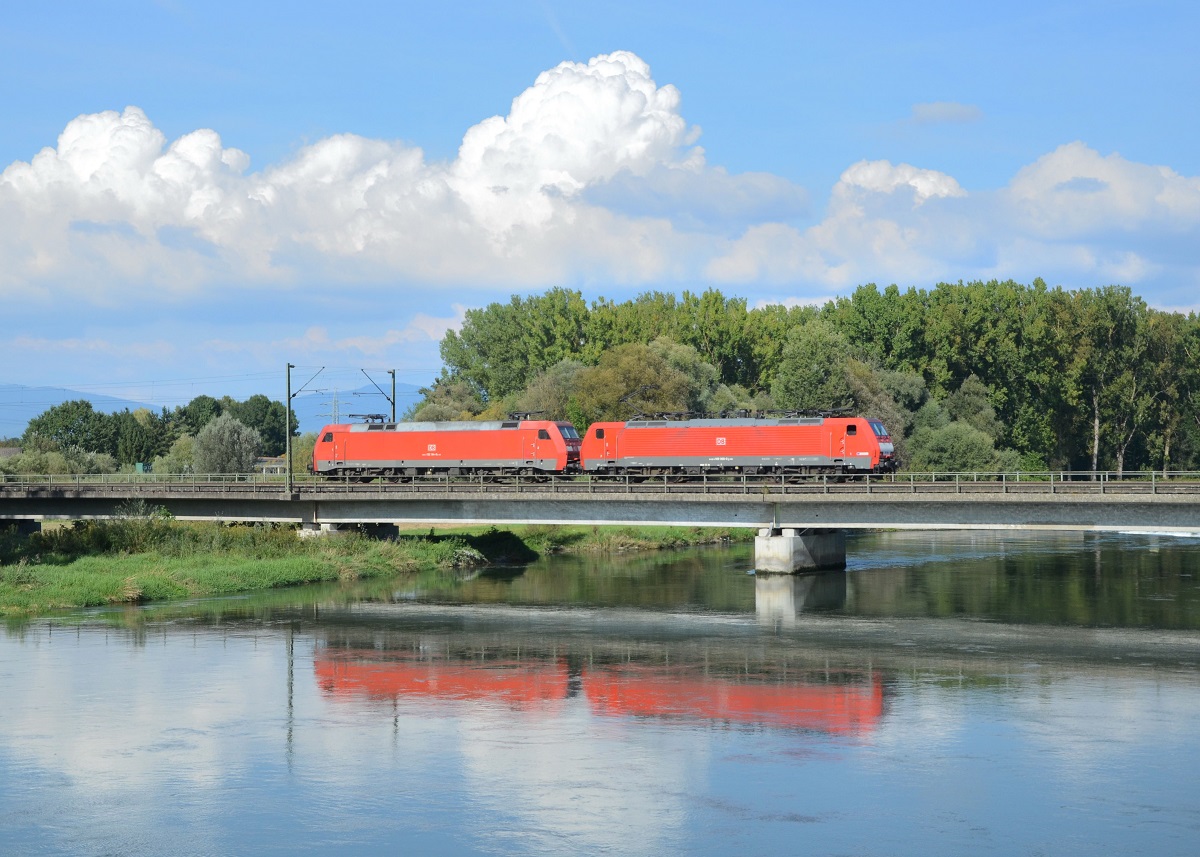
2;0;1198;415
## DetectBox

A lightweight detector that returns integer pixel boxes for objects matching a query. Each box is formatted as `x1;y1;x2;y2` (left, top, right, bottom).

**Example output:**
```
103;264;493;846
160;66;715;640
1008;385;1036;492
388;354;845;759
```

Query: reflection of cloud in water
309;647;703;854
458;705;702;856
3;629;284;788
1012;673;1200;781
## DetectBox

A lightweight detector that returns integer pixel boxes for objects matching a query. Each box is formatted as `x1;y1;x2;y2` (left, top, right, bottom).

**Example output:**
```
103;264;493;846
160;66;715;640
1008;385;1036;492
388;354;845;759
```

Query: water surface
2;531;1199;855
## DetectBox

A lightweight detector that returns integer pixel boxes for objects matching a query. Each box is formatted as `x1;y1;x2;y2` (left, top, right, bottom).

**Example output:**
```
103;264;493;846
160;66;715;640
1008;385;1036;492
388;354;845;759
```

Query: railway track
4;472;1200;498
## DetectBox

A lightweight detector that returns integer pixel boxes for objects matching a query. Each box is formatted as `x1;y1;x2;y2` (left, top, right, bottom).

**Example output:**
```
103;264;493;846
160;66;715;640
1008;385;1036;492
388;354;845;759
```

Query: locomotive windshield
868;420;890;438
557;423;580;439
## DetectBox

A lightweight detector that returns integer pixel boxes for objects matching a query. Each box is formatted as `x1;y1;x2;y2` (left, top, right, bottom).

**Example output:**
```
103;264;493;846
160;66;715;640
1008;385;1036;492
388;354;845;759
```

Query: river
2;530;1199;855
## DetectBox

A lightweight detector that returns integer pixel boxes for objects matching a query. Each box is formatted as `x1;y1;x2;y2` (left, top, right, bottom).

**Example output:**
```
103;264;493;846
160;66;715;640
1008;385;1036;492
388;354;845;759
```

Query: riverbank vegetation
0;515;748;616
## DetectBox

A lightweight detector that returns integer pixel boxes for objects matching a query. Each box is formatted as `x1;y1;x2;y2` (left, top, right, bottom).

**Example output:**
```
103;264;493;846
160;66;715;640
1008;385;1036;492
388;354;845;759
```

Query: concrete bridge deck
3;473;1200;534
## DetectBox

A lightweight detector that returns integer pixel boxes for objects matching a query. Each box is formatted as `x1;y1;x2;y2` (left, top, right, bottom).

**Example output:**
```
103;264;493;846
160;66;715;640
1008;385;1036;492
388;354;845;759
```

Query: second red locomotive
579;415;895;475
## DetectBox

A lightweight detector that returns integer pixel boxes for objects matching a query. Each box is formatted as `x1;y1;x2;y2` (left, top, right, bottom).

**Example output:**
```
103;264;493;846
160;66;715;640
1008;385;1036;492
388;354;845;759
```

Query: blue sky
2;0;1197;415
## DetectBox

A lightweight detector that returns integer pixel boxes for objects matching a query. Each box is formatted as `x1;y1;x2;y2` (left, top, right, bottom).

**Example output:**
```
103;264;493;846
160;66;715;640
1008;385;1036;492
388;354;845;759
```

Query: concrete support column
298;522;342;539
754;527;846;573
5;519;41;537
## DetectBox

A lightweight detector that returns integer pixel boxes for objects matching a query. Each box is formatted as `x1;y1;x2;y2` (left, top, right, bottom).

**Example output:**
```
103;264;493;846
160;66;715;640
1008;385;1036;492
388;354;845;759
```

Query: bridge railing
4;470;1200;496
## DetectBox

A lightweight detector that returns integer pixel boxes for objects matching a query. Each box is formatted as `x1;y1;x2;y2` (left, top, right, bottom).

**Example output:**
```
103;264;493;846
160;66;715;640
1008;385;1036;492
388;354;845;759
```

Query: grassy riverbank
0;518;751;616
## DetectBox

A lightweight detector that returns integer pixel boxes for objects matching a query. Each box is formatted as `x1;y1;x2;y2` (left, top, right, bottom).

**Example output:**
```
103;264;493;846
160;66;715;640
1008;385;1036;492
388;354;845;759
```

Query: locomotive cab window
846;425;857;436
538;429;551;440
322;432;333;442
595;428;605;439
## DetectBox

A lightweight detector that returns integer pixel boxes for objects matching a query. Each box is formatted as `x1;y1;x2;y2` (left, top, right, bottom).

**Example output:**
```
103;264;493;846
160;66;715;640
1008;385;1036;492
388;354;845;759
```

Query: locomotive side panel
313;420;571;476
581;418;890;473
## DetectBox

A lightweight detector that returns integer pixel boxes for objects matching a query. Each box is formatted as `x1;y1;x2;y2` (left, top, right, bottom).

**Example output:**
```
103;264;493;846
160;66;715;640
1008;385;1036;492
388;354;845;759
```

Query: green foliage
944;375;1003;439
15;392;291;475
770;318;854;411
24;400;116;454
511;360;586;421
290;432;318;475
179;395;223;435
440;287;590;398
648;336;720;413
193;414;261;473
570;342;693;423
907;420;1008;472
221;394;292;456
152;434;195;475
409;377;485;421
0;444;116;475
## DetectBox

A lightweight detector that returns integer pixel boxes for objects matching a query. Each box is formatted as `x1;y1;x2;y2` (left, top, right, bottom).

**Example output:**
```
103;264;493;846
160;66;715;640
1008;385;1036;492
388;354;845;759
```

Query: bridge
4;472;1199;571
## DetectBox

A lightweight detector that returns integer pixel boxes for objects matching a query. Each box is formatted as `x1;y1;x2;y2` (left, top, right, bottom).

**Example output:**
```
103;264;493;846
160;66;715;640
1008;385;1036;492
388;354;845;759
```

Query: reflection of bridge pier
754;571;847;626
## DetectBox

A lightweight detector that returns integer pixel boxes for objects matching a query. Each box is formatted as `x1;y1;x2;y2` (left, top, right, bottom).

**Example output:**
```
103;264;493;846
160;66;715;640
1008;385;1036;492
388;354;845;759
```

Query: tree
152;435;195;475
1067;286;1149;476
944;375;1003;440
771;318;854;411
178;395;223;435
512;359;587;421
409;377;485;421
440;288;591;399
647;337;720;413
290;432;318;475
744;302;818;392
23;400;116;455
907;421;1007;473
192;415;261;474
223;394;292;456
569;343;692;425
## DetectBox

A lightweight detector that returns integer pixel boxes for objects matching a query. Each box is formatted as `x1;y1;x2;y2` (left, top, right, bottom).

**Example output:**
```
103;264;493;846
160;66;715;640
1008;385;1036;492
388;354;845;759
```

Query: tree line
6;280;1196;476
417;281;1200;475
2;394;296;475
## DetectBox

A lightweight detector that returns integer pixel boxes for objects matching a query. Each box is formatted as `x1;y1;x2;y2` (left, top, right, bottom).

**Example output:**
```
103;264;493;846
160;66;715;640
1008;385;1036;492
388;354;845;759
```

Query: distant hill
0;384;157;441
0;382;427;441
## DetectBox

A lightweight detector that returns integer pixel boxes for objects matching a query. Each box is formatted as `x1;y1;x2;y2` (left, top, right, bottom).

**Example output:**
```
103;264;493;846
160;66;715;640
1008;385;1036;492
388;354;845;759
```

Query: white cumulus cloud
2;51;1199;322
0;51;724;300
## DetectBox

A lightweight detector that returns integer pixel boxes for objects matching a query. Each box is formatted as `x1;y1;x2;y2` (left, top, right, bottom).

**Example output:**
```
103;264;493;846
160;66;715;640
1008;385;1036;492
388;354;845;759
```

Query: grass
0;517;753;617
414;523;752;554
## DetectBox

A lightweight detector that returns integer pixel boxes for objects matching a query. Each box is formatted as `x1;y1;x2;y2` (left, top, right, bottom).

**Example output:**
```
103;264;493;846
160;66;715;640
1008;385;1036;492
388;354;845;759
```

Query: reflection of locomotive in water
311;413;896;481
314;636;884;735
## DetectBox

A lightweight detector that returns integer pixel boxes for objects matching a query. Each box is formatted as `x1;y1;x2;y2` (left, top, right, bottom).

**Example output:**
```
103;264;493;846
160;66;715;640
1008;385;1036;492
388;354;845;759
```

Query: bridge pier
754;528;846;573
3;519;41;538
298;522;344;539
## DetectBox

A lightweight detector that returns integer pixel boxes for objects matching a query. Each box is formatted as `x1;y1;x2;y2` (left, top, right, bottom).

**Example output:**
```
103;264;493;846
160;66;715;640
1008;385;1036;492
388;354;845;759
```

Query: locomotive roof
624;417;833;428
340;419;560;433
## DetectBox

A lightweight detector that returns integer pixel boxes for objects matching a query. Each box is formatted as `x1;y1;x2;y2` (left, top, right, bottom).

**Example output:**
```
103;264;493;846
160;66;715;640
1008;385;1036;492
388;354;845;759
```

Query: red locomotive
578;415;896;475
311;418;581;479
312;414;895;480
